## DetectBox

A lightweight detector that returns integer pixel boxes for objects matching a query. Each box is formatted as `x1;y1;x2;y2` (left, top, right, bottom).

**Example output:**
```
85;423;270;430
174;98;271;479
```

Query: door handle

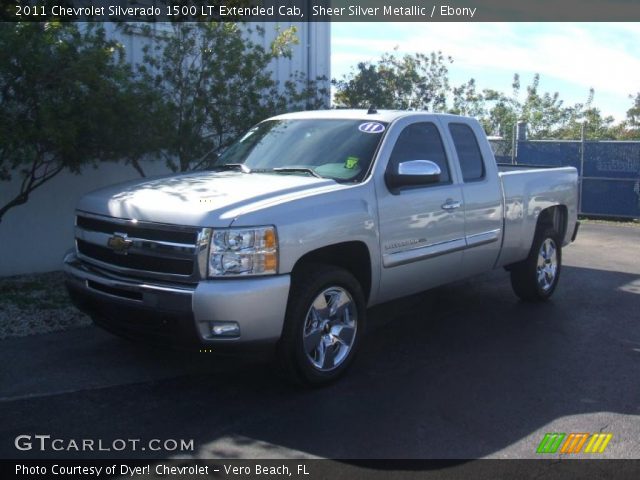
441;200;462;211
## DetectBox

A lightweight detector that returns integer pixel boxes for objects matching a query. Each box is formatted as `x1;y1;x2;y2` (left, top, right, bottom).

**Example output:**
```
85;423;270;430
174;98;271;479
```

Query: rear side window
388;122;451;184
449;123;485;182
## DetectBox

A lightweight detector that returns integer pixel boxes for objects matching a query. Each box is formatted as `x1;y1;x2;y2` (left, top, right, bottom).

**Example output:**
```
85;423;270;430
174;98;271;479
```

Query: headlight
208;226;278;277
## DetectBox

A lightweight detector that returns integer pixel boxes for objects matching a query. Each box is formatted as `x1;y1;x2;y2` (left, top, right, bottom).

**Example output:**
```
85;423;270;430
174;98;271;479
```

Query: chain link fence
489;138;640;219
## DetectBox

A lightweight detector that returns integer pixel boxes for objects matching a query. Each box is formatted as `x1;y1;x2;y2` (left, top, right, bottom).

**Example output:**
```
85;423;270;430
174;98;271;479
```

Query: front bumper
63;252;291;347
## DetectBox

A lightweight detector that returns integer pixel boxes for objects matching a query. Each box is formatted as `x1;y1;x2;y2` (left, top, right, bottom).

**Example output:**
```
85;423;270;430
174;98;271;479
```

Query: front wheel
510;227;562;302
277;265;365;386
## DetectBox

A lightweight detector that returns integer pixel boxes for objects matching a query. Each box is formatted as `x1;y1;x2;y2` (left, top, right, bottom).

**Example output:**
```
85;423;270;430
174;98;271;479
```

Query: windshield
214;119;387;182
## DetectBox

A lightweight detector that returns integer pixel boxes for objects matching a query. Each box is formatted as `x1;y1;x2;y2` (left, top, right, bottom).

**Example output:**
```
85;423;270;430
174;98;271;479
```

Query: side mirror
385;160;442;192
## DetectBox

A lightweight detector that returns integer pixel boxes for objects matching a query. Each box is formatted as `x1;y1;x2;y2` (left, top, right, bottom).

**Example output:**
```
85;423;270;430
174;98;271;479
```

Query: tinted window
388;122;450;184
449;123;485;181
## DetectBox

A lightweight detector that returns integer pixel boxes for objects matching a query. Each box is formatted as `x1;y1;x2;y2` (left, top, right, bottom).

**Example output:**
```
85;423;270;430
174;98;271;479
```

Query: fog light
210;321;240;337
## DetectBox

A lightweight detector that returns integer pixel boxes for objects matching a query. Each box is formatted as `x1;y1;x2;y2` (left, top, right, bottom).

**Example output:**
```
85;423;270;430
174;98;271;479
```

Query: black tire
277;264;366;387
510;227;562;302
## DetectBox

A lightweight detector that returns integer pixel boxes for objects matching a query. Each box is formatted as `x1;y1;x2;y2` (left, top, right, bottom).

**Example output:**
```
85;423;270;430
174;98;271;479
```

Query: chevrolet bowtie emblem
107;233;133;254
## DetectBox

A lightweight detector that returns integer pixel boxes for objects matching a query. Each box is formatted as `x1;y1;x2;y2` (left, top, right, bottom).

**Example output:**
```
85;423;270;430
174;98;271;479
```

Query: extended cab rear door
374;116;465;303
441;118;504;275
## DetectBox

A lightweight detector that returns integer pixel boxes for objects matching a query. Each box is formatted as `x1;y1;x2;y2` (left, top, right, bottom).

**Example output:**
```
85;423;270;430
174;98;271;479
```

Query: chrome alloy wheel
537;238;558;291
302;286;358;371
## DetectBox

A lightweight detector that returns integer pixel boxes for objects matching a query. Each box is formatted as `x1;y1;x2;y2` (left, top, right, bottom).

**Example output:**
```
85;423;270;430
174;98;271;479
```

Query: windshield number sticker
358;122;385;134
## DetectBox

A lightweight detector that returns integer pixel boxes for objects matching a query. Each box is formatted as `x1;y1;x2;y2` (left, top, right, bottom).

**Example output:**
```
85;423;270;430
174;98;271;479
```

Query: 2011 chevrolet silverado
64;110;579;385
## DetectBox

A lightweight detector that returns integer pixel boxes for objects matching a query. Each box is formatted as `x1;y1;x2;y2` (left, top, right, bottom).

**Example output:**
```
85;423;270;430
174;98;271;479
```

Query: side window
388;122;450;184
449;123;486;182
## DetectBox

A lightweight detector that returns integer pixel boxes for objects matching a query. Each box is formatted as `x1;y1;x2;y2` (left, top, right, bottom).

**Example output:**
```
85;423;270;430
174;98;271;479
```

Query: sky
330;22;640;122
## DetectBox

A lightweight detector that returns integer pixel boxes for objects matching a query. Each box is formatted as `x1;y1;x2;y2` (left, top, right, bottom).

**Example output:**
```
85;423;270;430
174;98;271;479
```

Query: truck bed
496;165;579;267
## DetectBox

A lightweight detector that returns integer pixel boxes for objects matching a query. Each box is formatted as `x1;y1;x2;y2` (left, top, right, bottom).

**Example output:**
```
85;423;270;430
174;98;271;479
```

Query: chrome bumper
63;251;291;346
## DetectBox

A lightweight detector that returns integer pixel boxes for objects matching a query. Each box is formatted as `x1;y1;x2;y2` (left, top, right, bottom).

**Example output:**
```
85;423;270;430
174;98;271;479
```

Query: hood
77;171;343;227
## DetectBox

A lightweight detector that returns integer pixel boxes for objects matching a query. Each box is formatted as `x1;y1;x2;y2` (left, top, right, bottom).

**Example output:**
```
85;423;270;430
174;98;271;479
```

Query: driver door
376;119;465;303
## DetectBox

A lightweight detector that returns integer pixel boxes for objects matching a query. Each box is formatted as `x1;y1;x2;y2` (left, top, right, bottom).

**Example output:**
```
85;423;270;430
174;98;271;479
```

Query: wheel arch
290;241;372;303
536;204;568;241
504;204;568;271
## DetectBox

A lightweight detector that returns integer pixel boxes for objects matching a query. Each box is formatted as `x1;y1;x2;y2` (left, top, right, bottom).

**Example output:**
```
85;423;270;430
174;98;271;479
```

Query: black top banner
2;0;640;22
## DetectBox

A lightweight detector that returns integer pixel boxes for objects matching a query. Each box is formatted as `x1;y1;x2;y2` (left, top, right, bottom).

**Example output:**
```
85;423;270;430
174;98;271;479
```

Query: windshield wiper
213;165;322;178
212;163;251;173
271;167;322;178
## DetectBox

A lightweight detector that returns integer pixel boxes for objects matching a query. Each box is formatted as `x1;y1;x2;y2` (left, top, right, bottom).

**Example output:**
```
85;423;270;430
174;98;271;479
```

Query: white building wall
0;22;330;276
104;22;331;95
247;22;331;88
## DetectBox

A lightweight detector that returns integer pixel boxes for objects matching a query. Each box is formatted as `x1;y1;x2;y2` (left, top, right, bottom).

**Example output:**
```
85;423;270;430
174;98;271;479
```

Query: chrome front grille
75;212;211;283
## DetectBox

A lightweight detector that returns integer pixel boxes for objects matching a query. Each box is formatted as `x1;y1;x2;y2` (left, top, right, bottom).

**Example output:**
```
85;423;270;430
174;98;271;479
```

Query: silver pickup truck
64;110;579;385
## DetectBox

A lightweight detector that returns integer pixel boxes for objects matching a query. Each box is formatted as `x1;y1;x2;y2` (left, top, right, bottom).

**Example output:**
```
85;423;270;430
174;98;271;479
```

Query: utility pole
579;120;586;215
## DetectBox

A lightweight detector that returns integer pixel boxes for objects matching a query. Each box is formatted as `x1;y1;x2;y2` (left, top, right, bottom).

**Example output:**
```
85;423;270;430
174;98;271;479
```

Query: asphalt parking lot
1;223;639;460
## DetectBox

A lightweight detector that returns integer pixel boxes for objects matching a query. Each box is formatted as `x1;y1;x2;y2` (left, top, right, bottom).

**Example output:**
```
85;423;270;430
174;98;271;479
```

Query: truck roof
272;109;466;123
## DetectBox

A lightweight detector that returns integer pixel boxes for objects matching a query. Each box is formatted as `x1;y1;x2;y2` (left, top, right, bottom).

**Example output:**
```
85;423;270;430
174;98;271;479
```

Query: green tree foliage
454;74;619;141
333;51;630;143
472;74;576;140
0;22;154;223
617;93;640;140
450;78;486;119
134;23;328;173
626;93;640;128
332;50;452;111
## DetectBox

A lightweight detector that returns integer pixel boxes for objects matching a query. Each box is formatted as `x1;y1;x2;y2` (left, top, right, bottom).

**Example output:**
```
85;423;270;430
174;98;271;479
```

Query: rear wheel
277;265;365;386
510;227;562;302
